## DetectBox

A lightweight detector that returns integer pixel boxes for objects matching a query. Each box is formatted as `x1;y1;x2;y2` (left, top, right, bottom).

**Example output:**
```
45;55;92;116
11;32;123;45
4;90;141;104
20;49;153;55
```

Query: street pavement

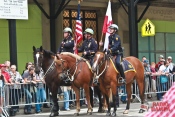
15;103;148;117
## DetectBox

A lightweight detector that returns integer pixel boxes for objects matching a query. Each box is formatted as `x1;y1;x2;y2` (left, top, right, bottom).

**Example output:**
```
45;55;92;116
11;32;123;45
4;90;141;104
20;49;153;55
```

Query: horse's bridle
57;54;83;81
94;54;109;79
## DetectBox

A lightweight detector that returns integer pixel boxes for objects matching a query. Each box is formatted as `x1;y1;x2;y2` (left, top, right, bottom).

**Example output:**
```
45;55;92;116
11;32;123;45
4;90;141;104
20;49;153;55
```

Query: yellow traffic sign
141;19;155;37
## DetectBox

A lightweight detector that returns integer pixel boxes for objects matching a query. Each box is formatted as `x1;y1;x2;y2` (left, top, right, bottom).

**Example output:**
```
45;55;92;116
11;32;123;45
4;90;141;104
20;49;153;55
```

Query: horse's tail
109;88;113;103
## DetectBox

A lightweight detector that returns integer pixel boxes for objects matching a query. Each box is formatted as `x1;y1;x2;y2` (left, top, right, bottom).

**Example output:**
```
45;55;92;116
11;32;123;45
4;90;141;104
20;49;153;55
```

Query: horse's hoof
87;112;92;115
74;113;79;116
103;110;108;113
111;112;116;116
123;110;129;114
98;108;103;113
50;112;59;117
139;109;145;113
106;112;111;116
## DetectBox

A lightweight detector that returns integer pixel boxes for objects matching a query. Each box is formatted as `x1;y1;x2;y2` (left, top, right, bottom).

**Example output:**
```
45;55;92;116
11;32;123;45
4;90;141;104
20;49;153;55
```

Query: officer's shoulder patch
71;38;74;40
116;37;118;41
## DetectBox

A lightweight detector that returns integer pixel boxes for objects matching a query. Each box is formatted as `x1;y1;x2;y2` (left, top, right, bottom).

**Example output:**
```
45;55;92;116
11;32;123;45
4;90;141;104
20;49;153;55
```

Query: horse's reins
57;55;82;81
43;60;55;78
95;54;109;79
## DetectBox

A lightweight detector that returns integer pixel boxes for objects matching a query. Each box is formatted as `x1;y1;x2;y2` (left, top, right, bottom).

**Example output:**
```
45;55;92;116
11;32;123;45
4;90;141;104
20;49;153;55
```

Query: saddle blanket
110;57;135;73
121;59;135;73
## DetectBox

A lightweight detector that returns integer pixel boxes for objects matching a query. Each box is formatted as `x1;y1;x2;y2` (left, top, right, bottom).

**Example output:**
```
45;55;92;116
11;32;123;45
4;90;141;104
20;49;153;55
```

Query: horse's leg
84;85;92;115
94;86;103;112
49;85;59;117
72;85;81;116
137;76;146;113
123;83;132;114
102;95;108;113
110;84;117;116
89;87;94;108
105;90;111;116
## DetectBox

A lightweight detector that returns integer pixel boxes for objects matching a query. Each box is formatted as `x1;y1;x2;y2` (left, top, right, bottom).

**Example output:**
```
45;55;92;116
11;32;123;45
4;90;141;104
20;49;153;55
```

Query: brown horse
33;46;68;117
92;51;145;116
55;52;104;115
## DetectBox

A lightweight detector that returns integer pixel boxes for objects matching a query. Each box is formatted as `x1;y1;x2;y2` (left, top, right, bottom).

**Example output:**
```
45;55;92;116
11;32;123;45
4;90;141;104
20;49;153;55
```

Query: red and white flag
74;3;83;54
102;0;113;50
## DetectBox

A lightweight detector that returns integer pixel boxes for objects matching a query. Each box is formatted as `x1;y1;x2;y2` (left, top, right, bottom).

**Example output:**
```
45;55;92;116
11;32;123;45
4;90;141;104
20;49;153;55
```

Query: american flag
74;3;83;54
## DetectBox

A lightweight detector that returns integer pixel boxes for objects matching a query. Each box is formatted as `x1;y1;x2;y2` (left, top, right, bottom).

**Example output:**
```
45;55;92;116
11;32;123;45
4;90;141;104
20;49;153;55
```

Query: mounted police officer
77;28;98;66
57;27;74;54
106;24;126;84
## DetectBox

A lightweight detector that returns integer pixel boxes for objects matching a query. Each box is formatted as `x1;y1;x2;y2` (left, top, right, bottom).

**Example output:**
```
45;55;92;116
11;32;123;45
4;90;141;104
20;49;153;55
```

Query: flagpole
99;0;111;50
99;33;104;50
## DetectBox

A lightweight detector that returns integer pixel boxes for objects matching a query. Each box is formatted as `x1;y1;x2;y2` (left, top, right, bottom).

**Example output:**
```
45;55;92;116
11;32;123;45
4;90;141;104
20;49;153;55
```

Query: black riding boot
116;63;126;84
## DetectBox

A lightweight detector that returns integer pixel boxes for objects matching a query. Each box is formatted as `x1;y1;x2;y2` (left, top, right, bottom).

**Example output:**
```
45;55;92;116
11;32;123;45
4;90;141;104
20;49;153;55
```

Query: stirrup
118;77;126;84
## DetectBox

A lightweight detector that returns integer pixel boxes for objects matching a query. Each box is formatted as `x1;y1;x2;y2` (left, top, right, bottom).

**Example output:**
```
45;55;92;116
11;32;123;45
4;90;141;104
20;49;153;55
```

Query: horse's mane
44;50;55;56
60;52;86;61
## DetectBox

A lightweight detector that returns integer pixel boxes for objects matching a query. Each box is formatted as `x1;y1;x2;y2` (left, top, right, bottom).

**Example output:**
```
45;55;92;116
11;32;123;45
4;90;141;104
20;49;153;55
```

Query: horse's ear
56;54;60;59
33;46;36;51
40;46;43;52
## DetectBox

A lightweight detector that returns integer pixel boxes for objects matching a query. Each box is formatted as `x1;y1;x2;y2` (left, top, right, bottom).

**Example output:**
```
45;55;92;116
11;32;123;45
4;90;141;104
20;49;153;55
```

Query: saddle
110;56;135;73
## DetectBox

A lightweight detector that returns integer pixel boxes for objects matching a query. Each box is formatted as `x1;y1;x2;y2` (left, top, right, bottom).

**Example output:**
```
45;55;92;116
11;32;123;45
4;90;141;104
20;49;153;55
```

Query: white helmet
63;27;72;33
109;24;119;30
84;28;94;35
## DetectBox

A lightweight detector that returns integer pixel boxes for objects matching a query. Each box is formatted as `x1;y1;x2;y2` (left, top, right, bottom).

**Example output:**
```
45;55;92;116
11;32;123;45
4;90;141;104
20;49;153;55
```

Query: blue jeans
120;85;127;101
64;91;69;110
24;88;32;112
35;87;46;112
157;83;167;100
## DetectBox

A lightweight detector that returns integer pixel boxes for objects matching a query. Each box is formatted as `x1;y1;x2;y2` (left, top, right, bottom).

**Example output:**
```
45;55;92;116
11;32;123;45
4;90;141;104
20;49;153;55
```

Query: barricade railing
0;85;9;117
1;74;174;116
3;83;86;107
118;74;175;103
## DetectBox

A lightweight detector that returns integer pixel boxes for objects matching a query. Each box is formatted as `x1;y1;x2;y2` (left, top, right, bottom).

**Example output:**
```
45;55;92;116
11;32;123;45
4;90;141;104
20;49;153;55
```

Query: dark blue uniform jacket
108;33;123;55
58;36;74;53
78;38;98;59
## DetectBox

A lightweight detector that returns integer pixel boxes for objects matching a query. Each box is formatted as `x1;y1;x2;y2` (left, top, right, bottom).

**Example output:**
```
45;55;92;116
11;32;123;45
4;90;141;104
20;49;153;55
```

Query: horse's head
55;54;69;81
92;51;107;72
33;46;44;74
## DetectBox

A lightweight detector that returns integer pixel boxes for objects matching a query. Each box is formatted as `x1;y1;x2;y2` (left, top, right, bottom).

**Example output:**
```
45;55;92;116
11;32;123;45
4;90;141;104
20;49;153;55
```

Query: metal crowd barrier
118;74;175;103
0;82;86;117
0;75;174;116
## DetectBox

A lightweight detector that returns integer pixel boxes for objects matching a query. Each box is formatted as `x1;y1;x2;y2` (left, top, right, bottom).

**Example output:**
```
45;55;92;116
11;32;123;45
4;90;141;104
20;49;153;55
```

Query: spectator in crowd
150;62;157;92
33;70;47;113
142;56;147;64
4;61;11;74
0;64;10;83
62;86;71;111
23;66;36;114
0;69;7;117
9;65;24;116
143;59;152;100
157;59;169;100
0;64;10;106
22;62;33;76
167;56;174;73
155;55;164;71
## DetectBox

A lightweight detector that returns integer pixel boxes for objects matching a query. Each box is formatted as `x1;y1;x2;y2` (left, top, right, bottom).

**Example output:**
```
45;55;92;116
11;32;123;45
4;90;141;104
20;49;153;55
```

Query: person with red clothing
0;64;11;108
0;64;10;83
155;55;164;71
